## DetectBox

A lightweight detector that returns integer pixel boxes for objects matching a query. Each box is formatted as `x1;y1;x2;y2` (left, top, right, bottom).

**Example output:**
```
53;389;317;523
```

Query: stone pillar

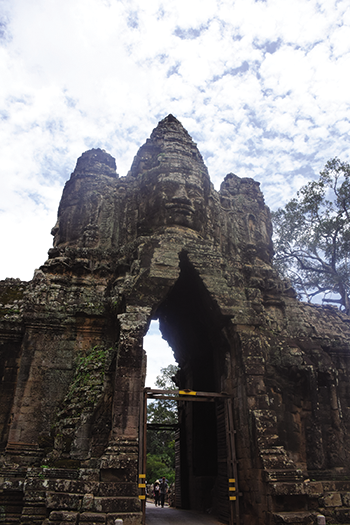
100;306;150;481
7;325;77;454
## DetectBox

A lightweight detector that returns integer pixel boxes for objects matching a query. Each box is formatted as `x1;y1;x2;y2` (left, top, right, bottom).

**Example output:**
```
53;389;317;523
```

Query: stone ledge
79;511;107;523
24;477;138;496
46;510;79;522
94;496;140;513
273;511;315;523
270;481;306;496
265;469;304;482
46;492;82;510
28;468;81;480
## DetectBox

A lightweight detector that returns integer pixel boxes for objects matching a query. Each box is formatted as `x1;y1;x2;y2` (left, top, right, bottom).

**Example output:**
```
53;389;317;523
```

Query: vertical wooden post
139;389;148;525
225;397;240;525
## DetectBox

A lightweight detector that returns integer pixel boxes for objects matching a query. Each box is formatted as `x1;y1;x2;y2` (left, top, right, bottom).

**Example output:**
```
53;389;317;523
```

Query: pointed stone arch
149;249;235;514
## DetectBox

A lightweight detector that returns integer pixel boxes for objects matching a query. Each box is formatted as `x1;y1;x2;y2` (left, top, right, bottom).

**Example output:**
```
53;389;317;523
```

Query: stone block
96;482;138;498
117;353;143;368
46;492;82;510
323;492;342;507
273;511;314;523
99;462;137;481
94;496;140;513
48;522;79;525
82;493;95;511
322;481;336;492
79;511;107;523
24;478;55;491
246;376;266;396
264;469;303;483
47;510;79;522
21;504;46;515
342;492;350;506
21;517;46;525
306;481;323;497
78;469;100;482
54;480;93;494
271;482;305;496
42;469;80;480
244;356;266;375
23;491;46;503
334;508;350;522
256;433;280;448
256;394;272;409
260;450;295;470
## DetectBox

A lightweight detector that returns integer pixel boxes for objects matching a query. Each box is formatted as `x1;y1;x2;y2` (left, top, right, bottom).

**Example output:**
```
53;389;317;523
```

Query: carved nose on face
171;195;192;206
171;185;192;206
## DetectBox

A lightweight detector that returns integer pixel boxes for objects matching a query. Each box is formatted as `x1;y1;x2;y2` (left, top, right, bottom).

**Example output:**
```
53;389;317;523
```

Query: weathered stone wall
0;279;26;450
1;115;350;525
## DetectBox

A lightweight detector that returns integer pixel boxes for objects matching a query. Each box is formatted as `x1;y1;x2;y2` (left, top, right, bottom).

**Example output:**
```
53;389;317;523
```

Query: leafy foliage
146;364;178;483
272;158;350;313
147;445;176;484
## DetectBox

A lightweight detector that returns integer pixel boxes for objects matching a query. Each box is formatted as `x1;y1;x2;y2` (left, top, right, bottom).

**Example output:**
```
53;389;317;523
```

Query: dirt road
146;502;223;524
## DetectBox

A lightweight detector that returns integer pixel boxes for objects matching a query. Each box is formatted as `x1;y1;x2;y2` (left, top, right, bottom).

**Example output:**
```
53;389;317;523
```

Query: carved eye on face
186;183;203;201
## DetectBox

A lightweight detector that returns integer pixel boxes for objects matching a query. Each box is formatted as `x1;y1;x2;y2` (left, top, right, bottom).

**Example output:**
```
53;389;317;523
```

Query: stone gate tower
1;115;350;525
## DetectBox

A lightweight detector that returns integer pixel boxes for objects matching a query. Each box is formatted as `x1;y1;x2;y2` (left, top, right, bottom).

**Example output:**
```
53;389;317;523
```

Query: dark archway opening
152;251;231;516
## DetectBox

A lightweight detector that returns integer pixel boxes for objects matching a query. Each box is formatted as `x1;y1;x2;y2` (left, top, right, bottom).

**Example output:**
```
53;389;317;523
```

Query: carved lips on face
165;180;196;219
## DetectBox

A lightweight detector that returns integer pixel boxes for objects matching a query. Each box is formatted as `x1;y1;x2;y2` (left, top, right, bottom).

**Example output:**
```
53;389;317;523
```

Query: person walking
159;476;168;508
153;480;160;507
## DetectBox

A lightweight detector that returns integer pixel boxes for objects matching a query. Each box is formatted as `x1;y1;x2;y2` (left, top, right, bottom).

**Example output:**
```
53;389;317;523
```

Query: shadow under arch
150;250;233;517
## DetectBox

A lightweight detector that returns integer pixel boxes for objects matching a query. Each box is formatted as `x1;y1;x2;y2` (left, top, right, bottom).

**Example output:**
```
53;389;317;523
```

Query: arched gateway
1;115;350;525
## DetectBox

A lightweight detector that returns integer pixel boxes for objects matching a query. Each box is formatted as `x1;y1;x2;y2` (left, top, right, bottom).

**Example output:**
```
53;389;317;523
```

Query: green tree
147;364;178;428
272;158;350;314
146;364;178;484
146;443;176;484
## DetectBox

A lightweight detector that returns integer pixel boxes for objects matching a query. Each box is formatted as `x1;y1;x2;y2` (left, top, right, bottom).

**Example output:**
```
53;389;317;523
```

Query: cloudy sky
1;0;349;384
143;321;176;388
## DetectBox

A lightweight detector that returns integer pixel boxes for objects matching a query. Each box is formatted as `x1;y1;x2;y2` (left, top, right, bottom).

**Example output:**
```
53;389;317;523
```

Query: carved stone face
137;169;210;235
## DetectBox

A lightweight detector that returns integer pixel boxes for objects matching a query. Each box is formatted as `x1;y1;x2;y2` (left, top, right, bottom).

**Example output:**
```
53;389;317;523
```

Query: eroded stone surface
1;115;350;525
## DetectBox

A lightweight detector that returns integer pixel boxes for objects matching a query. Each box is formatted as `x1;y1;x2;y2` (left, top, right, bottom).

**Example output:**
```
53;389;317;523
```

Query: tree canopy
272;158;350;314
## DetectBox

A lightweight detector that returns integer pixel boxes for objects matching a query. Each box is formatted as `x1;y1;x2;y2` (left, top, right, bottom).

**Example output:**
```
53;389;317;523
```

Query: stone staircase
260;448;350;524
0;467;141;525
272;511;315;524
13;466;141;525
0;464;26;523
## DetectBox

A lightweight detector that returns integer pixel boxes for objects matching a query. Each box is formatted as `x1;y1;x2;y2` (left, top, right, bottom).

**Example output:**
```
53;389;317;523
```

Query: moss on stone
47;459;81;469
0;283;24;304
65;345;110;403
0;279;25;317
49;345;114;459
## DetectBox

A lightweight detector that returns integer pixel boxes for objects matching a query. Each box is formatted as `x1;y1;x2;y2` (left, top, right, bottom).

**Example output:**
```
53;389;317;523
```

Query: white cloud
144;321;177;388
0;0;350;280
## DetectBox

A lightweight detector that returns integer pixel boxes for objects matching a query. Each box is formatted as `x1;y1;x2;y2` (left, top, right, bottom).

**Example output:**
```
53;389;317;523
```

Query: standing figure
153;480;160;506
159;476;168;508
